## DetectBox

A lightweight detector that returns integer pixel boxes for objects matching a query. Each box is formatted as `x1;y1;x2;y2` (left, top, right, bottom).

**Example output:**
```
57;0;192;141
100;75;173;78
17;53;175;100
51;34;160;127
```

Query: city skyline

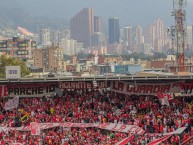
2;0;193;27
0;0;193;58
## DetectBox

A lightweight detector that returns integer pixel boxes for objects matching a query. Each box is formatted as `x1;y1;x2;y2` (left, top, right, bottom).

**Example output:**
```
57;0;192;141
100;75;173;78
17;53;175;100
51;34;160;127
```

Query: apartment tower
70;8;94;48
108;17;120;44
94;16;102;33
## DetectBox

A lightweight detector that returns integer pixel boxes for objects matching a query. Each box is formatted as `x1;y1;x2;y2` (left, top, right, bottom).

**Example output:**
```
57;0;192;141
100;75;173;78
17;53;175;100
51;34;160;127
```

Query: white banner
164;127;187;135
147;127;187;136
30;122;40;135
157;93;174;106
4;96;19;110
110;81;181;95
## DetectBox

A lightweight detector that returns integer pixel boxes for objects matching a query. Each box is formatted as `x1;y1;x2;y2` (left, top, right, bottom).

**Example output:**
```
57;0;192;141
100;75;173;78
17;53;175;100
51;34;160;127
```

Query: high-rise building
70;8;94;48
61;38;77;56
187;25;192;46
121;27;132;47
94;16;102;33
192;25;193;45
50;31;59;47
91;32;106;46
131;25;144;53
108;17;120;44
144;18;169;53
0;37;36;59
32;45;64;71
121;25;143;52
39;29;51;46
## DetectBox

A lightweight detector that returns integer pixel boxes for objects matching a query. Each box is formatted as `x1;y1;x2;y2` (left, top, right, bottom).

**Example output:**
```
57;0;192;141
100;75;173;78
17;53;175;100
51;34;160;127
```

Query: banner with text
110;81;181;95
59;81;108;90
0;83;57;97
2;81;193;97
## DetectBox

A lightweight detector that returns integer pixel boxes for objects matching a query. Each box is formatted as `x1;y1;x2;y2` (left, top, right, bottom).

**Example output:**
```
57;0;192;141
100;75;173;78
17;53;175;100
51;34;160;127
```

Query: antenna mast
171;0;187;72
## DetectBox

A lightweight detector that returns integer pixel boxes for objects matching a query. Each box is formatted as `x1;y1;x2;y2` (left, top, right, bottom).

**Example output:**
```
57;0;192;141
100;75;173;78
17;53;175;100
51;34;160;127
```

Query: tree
0;55;30;78
152;52;166;60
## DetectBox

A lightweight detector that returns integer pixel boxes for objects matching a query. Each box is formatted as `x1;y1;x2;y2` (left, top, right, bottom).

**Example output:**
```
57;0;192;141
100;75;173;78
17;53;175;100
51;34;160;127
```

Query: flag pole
16;97;19;118
16;107;18;117
16;96;20;127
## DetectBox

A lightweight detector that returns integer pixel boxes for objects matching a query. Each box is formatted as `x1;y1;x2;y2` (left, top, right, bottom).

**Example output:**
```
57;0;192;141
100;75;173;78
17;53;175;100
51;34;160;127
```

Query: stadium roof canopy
0;75;192;83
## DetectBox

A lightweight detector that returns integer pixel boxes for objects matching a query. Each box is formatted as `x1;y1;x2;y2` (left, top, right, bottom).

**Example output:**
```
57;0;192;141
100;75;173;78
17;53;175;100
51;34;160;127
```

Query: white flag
157;93;174;106
30;122;41;135
55;88;63;97
4;96;19;110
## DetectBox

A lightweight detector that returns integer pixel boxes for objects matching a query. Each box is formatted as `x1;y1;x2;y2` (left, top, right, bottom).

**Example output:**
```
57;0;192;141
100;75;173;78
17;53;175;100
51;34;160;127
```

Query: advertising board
6;66;21;79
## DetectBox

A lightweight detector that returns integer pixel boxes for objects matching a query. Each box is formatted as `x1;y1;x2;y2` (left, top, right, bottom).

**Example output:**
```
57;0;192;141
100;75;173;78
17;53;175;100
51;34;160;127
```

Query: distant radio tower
170;0;187;72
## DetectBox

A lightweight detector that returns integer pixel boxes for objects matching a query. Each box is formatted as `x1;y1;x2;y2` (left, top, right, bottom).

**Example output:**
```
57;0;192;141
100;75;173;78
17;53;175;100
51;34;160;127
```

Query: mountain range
0;0;68;32
0;0;193;32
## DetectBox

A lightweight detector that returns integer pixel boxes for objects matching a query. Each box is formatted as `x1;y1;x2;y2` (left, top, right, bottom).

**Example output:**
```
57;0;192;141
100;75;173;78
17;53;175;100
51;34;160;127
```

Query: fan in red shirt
174;135;180;144
183;133;189;142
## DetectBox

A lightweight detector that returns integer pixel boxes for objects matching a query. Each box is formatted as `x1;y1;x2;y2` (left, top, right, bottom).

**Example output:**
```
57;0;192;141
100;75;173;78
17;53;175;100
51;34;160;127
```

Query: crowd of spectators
0;89;192;144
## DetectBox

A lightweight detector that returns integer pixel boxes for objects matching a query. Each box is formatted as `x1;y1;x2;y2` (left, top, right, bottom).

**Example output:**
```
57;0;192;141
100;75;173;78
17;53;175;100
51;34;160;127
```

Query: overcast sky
5;0;193;27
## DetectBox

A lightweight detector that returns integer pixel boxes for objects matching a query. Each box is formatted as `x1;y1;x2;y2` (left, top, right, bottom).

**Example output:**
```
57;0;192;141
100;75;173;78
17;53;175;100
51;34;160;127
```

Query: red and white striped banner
0;123;145;135
115;134;134;145
147;135;172;145
181;136;193;145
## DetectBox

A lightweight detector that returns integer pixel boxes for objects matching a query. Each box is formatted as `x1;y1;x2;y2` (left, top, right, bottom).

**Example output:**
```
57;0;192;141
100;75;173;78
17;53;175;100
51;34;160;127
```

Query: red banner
0;85;8;97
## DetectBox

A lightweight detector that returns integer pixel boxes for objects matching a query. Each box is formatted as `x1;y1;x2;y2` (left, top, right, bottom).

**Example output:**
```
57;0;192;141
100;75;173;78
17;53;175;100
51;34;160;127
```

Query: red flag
30;122;41;135
0;85;8;97
157;93;165;99
166;93;174;100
